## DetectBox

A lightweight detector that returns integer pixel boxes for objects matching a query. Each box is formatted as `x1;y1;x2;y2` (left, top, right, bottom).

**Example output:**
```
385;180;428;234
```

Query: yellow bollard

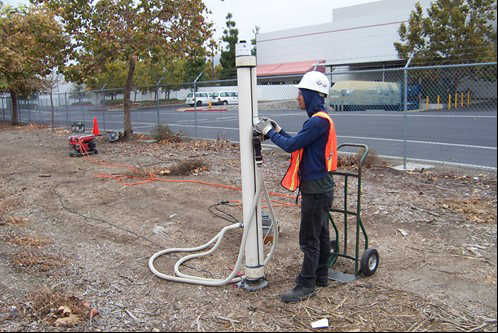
467;91;471;107
455;92;458;109
437;95;440;110
461;92;464;107
448;94;452;110
426;96;429;112
208;100;212;108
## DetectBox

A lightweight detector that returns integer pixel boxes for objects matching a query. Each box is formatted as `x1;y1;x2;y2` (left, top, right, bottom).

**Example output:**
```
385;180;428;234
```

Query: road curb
177;107;228;112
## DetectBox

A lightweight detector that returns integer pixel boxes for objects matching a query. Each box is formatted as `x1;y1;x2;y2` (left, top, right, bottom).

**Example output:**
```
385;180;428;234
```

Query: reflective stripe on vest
281;112;337;192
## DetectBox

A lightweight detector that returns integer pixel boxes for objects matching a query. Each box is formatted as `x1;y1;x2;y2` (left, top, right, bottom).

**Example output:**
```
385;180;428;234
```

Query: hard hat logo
295;71;330;96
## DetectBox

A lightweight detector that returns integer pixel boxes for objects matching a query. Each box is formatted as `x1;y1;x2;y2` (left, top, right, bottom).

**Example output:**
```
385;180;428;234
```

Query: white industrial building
254;0;496;102
256;0;435;80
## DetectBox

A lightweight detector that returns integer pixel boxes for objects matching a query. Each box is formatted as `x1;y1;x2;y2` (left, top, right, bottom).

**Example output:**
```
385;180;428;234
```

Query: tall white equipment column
236;41;267;291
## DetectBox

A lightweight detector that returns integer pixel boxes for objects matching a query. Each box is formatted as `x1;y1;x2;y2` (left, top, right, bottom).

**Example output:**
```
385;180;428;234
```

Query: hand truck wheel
360;248;379;277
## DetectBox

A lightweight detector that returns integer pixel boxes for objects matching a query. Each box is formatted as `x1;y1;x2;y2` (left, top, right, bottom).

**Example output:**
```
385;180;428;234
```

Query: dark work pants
296;190;334;288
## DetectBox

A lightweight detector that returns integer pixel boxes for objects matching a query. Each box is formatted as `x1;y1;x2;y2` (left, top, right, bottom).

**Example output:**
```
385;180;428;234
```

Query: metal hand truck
327;144;379;283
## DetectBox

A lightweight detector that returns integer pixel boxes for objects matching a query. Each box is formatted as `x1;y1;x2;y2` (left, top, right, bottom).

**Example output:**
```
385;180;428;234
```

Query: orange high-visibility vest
281;112;337;192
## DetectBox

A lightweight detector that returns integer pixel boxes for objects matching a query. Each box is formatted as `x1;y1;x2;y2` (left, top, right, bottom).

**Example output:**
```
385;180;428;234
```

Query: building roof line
258;20;406;44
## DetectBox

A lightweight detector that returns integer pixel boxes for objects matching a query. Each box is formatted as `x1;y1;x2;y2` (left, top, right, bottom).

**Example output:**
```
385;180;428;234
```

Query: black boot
280;285;316;303
315;276;330;287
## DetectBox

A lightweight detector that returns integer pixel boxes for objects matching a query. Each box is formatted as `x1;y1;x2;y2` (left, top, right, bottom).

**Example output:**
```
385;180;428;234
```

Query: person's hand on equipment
266;118;281;133
254;118;272;140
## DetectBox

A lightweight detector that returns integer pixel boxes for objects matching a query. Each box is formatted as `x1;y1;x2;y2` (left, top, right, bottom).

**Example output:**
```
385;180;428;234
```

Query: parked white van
210;91;239;105
185;92;212;107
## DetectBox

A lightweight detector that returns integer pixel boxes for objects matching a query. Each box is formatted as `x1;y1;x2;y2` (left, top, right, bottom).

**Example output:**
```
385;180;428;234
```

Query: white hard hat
296;71;330;96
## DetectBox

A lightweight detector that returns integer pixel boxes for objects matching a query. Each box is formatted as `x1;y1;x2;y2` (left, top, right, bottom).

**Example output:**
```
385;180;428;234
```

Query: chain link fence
1;62;496;169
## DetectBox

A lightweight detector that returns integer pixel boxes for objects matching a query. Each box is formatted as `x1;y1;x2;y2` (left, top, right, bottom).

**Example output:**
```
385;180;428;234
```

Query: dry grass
23;289;95;327
125;165;155;178
440;198;497;224
338;148;384;169
13;251;66;272
0;122;22;130
0;216;28;226
0;197;22;217
170;138;238;152
27;123;49;130
1;234;52;247
0;122;48;131
167;159;209;176
128;159;209;178
151;124;184;143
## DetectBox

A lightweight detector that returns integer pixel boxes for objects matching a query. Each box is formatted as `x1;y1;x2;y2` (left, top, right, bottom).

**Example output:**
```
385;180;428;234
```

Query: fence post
18;98;22;124
193;72;203;138
37;95;41;123
65;93;69;129
193;82;197;137
81;94;86;125
64;93;69;128
1;96;4;121
156;79;163;126
101;87;106;132
403;53;414;170
28;99;31;124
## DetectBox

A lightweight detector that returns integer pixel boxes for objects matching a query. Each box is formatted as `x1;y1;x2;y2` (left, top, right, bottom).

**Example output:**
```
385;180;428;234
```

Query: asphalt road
9;103;498;169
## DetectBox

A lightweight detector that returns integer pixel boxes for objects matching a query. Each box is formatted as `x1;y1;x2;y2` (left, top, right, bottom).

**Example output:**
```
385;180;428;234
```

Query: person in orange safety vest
254;71;337;303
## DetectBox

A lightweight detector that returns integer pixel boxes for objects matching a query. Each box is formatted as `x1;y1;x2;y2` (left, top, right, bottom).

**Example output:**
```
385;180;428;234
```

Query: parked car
186;92;212;107
210;91;239;105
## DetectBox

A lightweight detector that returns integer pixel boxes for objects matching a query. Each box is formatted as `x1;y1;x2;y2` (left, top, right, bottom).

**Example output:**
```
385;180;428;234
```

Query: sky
203;0;380;42
5;0;380;42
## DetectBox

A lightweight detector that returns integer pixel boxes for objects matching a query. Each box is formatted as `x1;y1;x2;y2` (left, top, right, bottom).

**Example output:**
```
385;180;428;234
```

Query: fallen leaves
440;198;497;224
54;306;81;327
24;291;98;327
52;303;98;327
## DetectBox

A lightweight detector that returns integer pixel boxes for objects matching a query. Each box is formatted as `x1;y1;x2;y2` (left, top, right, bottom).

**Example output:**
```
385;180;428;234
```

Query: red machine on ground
69;134;98;157
69;121;98;157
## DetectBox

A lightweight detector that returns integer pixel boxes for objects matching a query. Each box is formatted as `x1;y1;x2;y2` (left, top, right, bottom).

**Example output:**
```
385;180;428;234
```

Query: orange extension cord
77;141;298;209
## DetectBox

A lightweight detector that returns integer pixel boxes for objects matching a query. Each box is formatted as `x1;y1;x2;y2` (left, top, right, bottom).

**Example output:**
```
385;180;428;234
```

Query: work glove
254;118;272;136
267;118;281;133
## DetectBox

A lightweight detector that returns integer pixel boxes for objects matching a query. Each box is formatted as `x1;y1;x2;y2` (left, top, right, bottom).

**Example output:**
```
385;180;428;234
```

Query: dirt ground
0;122;496;332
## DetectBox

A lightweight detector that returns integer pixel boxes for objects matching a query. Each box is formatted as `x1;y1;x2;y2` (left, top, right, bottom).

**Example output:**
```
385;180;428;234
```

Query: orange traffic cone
92;117;100;136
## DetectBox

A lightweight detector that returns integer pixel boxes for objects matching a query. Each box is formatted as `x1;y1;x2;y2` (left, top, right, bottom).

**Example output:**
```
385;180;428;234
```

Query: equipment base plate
328;269;358;283
238;277;268;291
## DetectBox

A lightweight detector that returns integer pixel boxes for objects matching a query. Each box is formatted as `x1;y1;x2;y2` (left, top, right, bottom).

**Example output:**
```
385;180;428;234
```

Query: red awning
257;60;325;76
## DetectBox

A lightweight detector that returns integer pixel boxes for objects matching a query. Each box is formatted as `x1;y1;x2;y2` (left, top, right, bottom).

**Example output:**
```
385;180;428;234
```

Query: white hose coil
148;168;279;286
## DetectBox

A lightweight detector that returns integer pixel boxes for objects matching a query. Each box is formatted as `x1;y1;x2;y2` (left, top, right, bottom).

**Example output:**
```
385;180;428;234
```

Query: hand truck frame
327;144;379;283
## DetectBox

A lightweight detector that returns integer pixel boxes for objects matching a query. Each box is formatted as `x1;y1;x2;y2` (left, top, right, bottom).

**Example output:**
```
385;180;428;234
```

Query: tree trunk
50;92;55;130
9;89;19;125
123;55;137;139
